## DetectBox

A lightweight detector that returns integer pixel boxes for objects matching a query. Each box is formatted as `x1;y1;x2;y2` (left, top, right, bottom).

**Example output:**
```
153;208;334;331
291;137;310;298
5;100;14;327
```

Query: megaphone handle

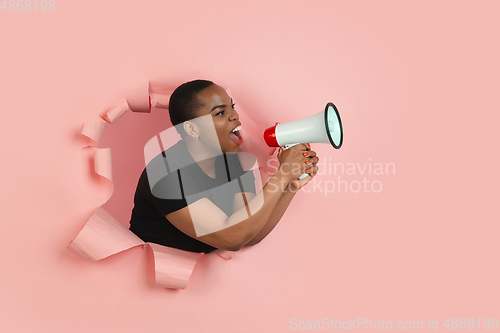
283;143;310;180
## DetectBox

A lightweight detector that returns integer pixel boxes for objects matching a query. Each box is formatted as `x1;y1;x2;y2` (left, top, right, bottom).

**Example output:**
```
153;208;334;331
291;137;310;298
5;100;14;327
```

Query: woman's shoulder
142;140;196;198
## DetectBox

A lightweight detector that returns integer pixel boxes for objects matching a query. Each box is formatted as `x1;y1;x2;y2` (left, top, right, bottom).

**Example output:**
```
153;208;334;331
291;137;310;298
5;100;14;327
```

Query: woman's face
193;84;243;153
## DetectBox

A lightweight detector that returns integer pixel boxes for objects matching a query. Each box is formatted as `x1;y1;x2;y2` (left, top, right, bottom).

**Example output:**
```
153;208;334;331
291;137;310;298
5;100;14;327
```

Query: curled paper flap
148;243;201;289
126;83;151;113
67;207;145;261
213;249;235;260
81;122;106;145
102;98;130;124
94;148;113;183
68;207;200;289
150;92;171;110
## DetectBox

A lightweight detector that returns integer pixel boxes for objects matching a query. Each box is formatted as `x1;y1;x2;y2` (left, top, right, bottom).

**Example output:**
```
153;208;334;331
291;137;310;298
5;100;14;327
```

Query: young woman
129;80;319;253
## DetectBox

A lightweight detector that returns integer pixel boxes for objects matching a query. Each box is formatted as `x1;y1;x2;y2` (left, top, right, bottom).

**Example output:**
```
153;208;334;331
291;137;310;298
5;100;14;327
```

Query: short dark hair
168;79;214;129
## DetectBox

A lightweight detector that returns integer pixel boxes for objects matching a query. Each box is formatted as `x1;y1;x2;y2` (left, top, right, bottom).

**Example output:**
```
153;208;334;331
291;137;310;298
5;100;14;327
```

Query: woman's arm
244;186;296;246
165;145;313;251
166;168;288;251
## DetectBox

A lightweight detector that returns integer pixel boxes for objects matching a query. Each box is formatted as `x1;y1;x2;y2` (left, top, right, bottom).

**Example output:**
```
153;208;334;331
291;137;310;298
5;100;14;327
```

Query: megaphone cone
264;102;343;149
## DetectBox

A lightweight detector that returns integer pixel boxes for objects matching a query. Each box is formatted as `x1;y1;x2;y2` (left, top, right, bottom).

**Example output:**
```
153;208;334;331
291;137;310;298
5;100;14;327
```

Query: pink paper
67;207;144;261
102;98;129;124
126;83;151;113
94;148;113;183
148;243;201;289
213;249;235;260
81;122;106;145
150;92;171;110
68;207;201;289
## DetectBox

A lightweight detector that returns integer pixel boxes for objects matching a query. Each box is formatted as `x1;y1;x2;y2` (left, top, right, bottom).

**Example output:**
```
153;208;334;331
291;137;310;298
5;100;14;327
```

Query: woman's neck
196;157;218;179
184;138;219;179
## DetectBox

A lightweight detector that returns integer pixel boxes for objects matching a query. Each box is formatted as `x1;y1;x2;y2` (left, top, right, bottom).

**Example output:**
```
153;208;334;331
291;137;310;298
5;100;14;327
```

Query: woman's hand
276;143;319;191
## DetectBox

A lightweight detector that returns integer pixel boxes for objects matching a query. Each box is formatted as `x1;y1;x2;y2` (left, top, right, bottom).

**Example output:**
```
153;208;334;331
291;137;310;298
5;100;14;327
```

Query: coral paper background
1;1;498;332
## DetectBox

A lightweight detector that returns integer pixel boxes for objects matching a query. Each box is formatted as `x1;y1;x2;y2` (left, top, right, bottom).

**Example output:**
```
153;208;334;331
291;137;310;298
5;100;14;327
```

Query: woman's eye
215;110;224;116
231;103;236;109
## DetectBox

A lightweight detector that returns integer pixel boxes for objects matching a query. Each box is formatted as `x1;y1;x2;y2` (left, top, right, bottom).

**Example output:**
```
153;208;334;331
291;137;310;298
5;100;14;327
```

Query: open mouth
229;125;243;145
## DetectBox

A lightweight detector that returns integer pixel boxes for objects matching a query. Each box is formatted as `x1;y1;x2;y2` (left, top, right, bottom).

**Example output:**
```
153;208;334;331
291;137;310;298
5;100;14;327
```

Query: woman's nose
229;108;239;121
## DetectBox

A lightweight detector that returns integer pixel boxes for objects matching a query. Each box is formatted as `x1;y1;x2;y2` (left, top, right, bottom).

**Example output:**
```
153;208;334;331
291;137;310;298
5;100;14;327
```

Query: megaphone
263;102;343;179
264;102;343;148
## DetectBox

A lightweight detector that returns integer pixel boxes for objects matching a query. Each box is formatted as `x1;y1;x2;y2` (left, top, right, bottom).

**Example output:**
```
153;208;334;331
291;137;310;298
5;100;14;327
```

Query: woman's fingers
303;152;318;170
302;150;317;158
305;165;319;175
306;156;319;165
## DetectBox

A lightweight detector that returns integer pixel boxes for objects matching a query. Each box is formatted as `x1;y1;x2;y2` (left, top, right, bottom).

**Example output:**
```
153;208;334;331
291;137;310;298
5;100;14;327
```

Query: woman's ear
183;121;199;139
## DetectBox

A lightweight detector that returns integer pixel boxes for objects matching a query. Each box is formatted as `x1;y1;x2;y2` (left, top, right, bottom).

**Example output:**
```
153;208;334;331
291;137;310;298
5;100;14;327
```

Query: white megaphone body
263;102;343;179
